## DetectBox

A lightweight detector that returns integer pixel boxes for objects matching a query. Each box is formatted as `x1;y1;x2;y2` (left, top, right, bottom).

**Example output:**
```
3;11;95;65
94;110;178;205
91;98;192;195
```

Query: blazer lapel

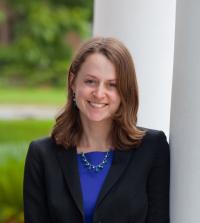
56;145;84;216
95;149;133;209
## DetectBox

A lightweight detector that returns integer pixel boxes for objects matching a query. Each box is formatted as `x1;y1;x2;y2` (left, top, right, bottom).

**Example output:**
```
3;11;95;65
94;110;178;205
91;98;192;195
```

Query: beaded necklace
80;151;111;172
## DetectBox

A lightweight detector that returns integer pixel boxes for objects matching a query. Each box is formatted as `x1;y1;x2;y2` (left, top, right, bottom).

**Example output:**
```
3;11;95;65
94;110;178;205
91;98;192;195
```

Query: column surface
94;0;176;136
170;0;200;222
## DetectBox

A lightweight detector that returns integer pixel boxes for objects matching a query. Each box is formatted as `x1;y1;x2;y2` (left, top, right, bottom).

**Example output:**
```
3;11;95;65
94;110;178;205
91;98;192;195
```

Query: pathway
0;105;61;119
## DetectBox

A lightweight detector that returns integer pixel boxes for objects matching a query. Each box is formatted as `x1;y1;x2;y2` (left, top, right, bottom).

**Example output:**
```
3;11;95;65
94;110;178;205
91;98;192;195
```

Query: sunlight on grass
0;119;54;143
0;87;66;106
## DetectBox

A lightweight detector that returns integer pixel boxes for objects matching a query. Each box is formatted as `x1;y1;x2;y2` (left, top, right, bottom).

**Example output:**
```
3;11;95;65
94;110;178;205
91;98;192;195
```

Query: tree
0;0;93;87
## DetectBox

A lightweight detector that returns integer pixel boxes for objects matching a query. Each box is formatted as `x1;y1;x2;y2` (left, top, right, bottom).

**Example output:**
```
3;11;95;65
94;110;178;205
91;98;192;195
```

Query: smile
88;101;108;108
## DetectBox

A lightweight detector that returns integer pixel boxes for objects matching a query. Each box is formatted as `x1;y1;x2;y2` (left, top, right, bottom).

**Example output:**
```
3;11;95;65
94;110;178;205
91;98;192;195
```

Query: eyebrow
85;74;117;81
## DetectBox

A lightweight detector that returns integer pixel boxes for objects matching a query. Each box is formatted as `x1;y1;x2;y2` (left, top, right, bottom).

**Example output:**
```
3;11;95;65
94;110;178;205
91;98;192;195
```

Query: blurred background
0;0;93;222
1;0;200;222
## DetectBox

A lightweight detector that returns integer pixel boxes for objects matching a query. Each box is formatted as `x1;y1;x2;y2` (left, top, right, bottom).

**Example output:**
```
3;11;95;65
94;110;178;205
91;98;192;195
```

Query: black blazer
23;129;170;223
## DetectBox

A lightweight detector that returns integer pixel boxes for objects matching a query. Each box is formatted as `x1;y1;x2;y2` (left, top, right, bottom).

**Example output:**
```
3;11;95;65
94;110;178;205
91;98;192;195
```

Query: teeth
89;102;107;108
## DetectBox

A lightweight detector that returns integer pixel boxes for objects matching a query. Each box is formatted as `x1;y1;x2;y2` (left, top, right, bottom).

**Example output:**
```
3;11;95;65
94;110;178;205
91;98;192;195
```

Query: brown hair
51;37;146;150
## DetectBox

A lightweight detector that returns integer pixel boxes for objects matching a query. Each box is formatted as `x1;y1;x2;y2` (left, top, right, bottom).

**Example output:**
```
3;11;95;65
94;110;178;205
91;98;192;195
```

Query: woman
23;37;170;223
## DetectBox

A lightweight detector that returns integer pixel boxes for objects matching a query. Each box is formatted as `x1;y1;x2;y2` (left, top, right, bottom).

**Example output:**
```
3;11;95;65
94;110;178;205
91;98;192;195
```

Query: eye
108;82;117;88
84;79;96;85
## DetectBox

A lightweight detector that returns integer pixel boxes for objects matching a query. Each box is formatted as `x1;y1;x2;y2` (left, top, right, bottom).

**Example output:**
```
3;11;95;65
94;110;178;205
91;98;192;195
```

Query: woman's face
71;53;121;125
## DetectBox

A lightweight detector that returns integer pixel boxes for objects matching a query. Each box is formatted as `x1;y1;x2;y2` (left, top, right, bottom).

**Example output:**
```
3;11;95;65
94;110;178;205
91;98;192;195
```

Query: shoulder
27;137;59;160
141;128;168;143
30;136;56;148
136;127;169;159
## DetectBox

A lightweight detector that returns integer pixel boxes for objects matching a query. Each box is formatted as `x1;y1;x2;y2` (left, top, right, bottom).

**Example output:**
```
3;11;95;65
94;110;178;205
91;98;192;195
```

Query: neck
77;119;113;153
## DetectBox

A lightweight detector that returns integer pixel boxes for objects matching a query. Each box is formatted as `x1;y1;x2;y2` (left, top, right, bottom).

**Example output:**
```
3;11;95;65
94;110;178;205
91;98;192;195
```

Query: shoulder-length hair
51;37;146;150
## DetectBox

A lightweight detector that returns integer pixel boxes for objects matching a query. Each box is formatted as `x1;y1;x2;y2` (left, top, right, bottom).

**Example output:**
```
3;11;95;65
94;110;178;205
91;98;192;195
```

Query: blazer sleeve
23;141;51;223
145;131;170;223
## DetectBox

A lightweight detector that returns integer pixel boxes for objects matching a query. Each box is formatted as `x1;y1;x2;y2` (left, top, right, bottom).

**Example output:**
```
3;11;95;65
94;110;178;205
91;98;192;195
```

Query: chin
85;114;111;123
88;117;108;122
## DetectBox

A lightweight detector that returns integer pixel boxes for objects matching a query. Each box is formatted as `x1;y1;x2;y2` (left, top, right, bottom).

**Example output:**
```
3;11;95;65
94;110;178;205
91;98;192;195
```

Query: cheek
75;86;91;100
111;92;121;107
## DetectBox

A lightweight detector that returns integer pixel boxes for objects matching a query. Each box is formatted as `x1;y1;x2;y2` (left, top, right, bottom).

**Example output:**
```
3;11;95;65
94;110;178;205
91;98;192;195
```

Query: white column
170;0;200;222
93;0;176;137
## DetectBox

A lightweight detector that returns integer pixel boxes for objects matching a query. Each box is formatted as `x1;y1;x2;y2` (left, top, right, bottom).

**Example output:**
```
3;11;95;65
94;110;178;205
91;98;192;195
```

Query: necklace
81;151;110;172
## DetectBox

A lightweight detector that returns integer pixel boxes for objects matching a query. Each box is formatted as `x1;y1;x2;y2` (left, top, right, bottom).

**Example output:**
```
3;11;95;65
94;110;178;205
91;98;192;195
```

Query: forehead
77;53;117;80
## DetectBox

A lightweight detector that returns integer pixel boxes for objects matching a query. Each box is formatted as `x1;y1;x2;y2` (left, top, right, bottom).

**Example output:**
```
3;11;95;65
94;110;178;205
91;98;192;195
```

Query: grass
0;119;54;223
0;119;54;143
0;85;59;222
0;119;54;167
0;87;66;106
0;142;28;223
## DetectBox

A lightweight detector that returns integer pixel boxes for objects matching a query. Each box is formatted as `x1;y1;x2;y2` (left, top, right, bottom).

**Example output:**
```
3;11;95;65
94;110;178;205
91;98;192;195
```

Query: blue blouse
77;151;113;223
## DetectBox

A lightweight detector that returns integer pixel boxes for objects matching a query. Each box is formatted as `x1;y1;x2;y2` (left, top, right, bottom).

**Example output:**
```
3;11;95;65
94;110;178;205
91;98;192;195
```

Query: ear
69;72;76;91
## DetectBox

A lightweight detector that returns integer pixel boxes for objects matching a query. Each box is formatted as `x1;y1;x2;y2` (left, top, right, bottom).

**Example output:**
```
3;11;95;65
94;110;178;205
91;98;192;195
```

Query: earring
73;92;76;106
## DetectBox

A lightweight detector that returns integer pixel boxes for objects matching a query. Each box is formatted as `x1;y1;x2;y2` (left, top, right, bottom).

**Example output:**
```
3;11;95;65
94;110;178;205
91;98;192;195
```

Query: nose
92;84;105;99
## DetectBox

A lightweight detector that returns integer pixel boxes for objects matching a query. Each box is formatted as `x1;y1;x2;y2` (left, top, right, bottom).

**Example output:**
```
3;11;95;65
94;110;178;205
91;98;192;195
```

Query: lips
88;101;108;108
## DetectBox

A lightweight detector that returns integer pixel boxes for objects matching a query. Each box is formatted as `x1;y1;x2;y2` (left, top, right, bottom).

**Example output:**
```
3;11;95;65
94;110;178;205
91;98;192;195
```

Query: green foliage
0;10;6;24
0;119;54;222
0;143;27;223
0;0;93;87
